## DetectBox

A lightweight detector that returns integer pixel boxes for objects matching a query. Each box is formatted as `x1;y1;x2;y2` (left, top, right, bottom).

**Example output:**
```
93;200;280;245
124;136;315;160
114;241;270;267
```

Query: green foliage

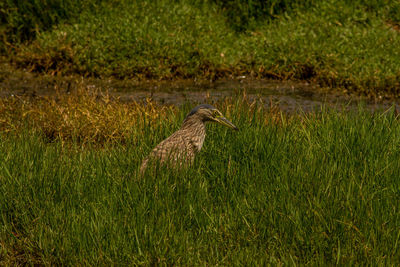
209;0;315;31
1;103;400;265
0;0;105;52
3;0;400;94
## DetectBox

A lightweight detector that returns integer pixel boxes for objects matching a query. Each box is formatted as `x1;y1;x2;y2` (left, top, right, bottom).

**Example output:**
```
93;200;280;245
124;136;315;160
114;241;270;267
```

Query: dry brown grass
0;86;284;147
0;86;177;145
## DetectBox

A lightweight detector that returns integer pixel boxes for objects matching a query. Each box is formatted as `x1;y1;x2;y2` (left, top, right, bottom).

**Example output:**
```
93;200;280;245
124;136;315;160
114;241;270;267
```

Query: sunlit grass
0;87;176;145
1;91;400;265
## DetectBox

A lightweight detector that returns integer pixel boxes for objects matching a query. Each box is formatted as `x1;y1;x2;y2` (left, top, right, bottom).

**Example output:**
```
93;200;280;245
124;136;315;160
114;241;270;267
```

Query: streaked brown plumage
140;104;238;173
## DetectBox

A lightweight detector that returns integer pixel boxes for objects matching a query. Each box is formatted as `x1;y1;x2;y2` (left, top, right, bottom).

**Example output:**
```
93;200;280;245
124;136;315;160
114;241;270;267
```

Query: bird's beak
215;116;239;131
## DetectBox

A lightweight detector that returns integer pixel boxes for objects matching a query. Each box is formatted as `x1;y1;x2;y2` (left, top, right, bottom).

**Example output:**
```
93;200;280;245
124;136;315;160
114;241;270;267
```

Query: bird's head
185;104;239;130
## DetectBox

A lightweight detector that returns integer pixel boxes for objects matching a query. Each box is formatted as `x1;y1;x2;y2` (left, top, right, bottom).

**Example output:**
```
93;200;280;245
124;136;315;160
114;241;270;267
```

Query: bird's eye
213;110;220;117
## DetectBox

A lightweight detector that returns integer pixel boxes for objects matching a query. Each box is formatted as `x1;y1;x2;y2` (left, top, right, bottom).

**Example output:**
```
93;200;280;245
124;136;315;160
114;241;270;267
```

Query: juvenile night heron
140;104;238;173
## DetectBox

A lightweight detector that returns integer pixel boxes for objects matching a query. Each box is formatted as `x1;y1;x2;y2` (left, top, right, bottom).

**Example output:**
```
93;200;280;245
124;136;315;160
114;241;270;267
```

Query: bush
0;0;105;53
210;0;315;31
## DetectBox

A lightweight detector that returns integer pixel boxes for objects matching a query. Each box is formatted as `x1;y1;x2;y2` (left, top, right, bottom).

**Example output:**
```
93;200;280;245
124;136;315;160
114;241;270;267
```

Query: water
1;63;399;113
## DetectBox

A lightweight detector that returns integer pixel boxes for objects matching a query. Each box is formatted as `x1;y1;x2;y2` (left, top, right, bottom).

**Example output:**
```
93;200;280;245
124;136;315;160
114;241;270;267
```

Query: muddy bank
1;62;399;113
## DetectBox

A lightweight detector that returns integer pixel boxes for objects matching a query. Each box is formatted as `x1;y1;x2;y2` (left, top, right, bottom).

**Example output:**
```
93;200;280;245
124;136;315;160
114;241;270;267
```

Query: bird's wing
141;130;190;168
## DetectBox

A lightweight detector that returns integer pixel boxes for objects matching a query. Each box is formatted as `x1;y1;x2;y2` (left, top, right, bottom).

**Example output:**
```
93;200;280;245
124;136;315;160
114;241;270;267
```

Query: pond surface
112;79;400;113
1;63;399;113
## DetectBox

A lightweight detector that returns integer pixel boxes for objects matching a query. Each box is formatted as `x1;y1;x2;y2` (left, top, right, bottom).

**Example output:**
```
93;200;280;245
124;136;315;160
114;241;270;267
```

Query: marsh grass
6;0;400;95
0;87;176;145
1;90;400;265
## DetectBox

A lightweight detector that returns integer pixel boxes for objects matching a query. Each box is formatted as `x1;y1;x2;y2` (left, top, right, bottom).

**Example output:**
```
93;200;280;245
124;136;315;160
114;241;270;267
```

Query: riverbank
2;0;400;97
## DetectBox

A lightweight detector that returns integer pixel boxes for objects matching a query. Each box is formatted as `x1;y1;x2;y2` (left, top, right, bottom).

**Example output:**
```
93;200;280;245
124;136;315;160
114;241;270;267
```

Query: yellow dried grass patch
0;87;176;144
0;86;285;146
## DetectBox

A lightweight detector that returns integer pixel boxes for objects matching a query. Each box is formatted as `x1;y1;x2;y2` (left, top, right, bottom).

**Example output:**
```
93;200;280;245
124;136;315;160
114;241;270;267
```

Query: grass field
1;90;400;265
1;0;400;95
1;0;400;264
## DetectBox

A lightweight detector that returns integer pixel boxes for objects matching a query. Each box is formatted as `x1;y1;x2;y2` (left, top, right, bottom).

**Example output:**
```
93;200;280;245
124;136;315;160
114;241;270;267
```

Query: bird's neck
180;116;207;151
181;115;206;130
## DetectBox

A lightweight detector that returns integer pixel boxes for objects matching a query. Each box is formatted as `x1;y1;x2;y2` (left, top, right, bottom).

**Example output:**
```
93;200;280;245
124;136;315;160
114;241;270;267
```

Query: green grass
1;102;400;265
0;0;107;50
5;0;400;95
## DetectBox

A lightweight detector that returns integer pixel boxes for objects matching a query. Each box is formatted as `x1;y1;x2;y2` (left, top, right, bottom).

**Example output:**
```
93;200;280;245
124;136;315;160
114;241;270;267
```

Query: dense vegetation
1;1;400;264
1;0;400;95
1;90;400;265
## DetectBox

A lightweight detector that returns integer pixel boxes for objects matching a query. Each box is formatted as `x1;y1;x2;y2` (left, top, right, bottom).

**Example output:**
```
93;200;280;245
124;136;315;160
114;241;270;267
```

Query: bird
140;104;238;173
